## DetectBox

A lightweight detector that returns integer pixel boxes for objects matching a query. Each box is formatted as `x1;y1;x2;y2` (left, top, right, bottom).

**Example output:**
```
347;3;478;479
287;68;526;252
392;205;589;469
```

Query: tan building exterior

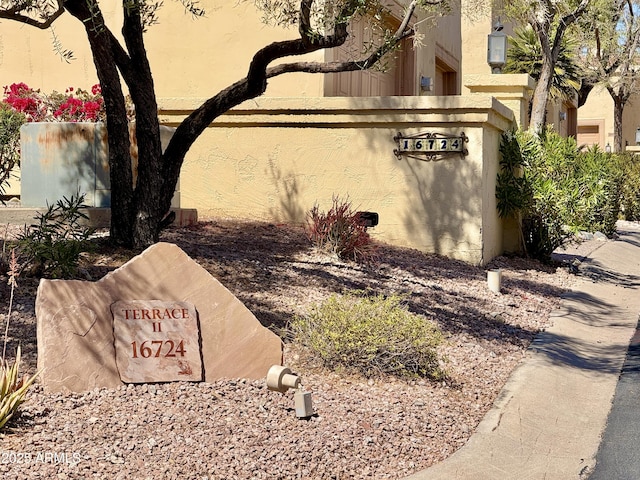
0;1;552;264
577;85;640;153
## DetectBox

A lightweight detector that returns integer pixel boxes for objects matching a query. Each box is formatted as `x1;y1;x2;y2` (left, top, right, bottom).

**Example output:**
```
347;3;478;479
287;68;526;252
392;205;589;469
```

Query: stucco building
0;1;583;264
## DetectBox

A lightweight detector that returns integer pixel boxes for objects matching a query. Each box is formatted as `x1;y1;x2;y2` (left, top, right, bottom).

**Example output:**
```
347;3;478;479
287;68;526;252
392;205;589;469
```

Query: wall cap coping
464;73;536;92
158;96;515;131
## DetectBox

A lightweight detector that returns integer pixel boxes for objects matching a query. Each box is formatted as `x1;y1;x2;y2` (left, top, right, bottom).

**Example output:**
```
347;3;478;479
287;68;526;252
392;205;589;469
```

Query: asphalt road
589;320;640;480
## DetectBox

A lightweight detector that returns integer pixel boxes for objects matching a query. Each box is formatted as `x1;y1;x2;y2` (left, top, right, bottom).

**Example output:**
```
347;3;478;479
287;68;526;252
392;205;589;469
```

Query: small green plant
1;249;39;430
306;196;378;263
17;191;95;278
0;103;25;198
290;292;446;379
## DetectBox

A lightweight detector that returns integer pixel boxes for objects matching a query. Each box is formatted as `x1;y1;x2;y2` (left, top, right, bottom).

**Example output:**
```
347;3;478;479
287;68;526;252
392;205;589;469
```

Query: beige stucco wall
465;73;534;129
0;2;324;97
159;95;514;264
460;0;496;82
0;1;468;100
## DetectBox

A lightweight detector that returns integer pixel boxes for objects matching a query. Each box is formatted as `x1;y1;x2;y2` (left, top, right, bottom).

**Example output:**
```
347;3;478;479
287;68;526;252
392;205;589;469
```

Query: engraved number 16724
131;340;186;358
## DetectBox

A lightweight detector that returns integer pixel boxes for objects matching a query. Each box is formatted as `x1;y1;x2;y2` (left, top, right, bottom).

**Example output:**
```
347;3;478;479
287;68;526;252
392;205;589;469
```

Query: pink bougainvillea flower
3;82;111;122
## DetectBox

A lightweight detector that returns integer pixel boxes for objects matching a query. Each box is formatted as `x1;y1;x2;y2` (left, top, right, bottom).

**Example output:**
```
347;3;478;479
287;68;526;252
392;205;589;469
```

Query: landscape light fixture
487;18;507;74
605;143;612;153
266;365;314;419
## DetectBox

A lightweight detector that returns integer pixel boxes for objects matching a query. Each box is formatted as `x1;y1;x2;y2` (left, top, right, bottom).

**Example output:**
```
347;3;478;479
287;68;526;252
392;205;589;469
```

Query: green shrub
497;129;626;260
306;196;378;263
290;292;446;379
617;153;640;221
497;129;572;259
17;191;95;278
0;103;25;198
566;145;622;237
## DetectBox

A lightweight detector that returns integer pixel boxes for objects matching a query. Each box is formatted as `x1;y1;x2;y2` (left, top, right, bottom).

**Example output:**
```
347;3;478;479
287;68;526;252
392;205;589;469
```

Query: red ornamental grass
306;196;378;264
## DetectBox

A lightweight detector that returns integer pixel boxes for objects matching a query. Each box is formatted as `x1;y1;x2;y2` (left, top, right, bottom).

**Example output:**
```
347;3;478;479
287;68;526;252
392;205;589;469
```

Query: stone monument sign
111;300;202;383
36;242;283;393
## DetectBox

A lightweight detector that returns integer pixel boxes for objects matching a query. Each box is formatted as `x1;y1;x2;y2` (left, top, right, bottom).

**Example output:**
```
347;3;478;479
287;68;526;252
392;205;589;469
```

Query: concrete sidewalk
406;222;640;480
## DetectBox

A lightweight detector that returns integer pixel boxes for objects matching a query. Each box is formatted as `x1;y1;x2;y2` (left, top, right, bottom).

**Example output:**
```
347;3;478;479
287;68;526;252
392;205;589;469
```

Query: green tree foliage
502;0;614;132
575;0;640;151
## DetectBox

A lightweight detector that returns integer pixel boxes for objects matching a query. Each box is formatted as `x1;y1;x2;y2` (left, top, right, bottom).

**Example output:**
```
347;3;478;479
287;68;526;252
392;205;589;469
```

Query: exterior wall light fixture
487;18;508;74
420;76;433;92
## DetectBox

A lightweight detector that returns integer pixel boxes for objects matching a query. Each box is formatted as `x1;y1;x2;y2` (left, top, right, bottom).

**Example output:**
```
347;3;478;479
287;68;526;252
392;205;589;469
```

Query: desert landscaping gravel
0;218;602;479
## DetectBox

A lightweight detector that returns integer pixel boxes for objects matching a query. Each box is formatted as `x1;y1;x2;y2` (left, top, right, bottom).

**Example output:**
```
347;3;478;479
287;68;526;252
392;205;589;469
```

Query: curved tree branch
0;0;65;28
167;0;419;165
267;27;414;77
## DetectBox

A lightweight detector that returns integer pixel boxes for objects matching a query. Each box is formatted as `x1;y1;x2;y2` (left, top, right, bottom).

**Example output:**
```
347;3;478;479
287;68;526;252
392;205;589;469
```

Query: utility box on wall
20;122;178;208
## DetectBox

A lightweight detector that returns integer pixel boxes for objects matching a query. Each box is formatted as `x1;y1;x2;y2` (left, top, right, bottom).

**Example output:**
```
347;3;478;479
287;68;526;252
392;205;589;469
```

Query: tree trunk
613;100;624;152
529;56;554;133
122;7;166;248
607;85;631;153
57;0;417;249
65;0;135;246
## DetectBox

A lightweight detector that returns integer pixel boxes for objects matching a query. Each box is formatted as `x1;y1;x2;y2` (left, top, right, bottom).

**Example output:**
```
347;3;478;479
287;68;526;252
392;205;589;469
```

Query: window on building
576;121;604;149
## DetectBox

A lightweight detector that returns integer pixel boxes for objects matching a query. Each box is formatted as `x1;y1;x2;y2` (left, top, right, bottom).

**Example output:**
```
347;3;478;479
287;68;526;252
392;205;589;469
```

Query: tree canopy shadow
157;220;571;352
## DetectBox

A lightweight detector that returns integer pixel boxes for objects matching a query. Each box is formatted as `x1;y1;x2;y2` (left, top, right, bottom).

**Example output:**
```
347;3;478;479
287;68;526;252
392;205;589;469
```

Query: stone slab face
111;300;202;383
36;242;283;393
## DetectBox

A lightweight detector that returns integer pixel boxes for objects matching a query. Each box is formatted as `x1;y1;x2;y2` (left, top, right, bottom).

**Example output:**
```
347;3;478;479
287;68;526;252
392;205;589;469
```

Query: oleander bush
570;146;622;237
497;129;570;259
290;292;446;379
0;103;25;198
17;191;95;278
497;129;632;260
306;196;378;263
617;152;640;222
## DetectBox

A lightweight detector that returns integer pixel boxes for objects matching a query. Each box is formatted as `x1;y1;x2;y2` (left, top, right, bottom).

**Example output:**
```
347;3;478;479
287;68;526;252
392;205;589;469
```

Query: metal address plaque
394;131;468;161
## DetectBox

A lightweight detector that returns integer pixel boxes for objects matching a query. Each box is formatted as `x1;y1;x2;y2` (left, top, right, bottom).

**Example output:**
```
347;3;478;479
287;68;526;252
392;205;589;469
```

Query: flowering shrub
2;83;42;121
2;83;105;123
